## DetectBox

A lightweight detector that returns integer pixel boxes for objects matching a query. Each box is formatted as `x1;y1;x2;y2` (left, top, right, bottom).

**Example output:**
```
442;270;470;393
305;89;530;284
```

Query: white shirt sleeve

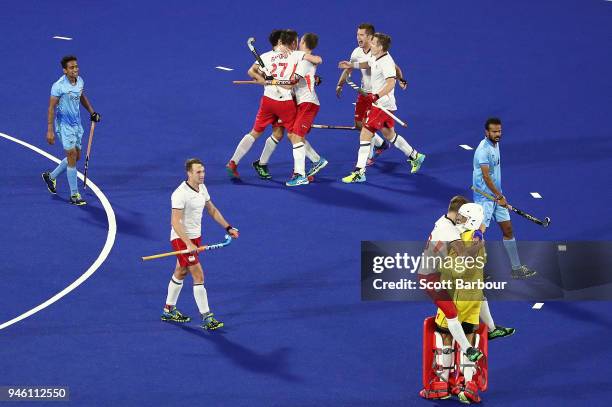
201;185;211;202
171;188;186;209
381;57;396;79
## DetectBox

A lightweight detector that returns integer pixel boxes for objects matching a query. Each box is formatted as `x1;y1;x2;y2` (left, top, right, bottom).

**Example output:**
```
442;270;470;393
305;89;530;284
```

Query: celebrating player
161;159;239;330
226;30;321;182
42;55;101;205
253;33;328;181
473;117;536;279
338;33;425;183
336;23;407;166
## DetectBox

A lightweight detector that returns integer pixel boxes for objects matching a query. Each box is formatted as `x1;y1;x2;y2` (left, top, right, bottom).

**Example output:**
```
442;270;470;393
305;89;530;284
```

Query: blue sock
50;158;68;179
503;238;521;270
67;166;78;196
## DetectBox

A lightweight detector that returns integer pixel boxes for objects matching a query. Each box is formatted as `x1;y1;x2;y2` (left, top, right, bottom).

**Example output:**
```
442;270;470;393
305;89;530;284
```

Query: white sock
259;135;279;165
292;142;306;176
390;134;417;160
304;140;320;163
372;133;384;147
165;277;184;307
193;284;210;315
356;142;371;169
446;317;471;352
480;298;496;332
230;134;256;164
462;351;476;382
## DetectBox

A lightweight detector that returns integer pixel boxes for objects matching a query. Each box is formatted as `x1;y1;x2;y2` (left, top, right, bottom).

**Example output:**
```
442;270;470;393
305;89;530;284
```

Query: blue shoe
285;173;309;187
410;153;426;174
42;172;57;194
161;306;191;323
307;157;328;177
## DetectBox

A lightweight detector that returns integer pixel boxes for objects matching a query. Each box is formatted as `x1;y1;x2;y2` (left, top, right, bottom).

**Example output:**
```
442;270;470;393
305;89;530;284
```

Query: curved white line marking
0;132;117;330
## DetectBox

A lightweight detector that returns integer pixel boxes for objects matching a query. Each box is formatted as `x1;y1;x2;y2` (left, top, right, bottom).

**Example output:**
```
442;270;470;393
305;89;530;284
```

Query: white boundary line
215;66;233;71
52;36;73;41
0;132;117;330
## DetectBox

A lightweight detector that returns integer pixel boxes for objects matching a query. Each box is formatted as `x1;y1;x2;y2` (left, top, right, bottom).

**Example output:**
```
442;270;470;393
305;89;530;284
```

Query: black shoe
42;172;57;194
69;193;87;206
511;265;536;279
252;160;272;179
465;346;483;362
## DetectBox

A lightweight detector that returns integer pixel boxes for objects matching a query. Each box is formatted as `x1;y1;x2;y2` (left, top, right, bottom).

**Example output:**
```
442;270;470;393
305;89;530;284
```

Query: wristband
225;225;237;232
352;61;360;69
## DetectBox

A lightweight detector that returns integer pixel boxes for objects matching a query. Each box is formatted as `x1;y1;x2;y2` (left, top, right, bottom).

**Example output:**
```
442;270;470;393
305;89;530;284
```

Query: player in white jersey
254;33;328;182
336;24;407;165
161;158;239;331
339;33;426;183
226;30;321;182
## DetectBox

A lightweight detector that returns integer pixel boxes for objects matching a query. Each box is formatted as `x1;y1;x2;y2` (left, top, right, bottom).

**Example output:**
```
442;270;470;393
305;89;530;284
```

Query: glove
473;229;484;241
314;75;322;86
365;93;380;104
90;112;101;122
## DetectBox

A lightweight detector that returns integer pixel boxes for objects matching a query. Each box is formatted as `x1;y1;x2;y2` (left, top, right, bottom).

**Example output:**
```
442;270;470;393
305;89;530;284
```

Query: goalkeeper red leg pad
454;323;489;394
419;317;454;399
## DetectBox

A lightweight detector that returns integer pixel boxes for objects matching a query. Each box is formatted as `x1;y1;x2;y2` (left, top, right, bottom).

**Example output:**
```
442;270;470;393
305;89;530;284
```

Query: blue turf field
2;1;612;405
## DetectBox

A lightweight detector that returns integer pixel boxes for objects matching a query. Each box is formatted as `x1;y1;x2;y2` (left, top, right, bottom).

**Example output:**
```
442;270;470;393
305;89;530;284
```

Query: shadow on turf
176;325;301;382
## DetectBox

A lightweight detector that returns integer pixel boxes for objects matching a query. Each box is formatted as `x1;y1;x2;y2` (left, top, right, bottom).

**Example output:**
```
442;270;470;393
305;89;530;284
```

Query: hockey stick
233;79;294;86
83;121;96;189
311;124;358;130
471;186;551;227
344;78;408;127
142;235;233;261
247;37;273;79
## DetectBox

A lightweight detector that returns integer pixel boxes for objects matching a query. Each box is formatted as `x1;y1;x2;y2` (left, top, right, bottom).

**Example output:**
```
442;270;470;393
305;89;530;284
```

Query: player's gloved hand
90;112;101;122
473;230;484;241
314;75;322;86
366;93;380;104
398;78;408;90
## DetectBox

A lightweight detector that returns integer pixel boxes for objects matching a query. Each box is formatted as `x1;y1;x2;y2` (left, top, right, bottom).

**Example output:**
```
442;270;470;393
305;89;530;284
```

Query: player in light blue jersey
472;118;535;279
42;55;101;205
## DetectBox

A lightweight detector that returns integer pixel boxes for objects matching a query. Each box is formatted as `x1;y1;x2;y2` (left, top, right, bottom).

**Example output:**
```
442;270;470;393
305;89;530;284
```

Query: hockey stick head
247;37;255;50
543;217;551;228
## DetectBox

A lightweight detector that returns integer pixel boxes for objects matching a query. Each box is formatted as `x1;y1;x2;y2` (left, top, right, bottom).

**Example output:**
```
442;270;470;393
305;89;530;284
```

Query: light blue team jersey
51;75;84;128
472;137;501;201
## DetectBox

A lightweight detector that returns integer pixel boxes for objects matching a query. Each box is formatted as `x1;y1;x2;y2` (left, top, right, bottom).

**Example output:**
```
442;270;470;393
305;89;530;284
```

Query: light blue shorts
478;199;511;227
56;123;84;151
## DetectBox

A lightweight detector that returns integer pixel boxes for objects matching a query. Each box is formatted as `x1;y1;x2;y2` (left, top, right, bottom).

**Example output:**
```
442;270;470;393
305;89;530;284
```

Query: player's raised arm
395;64;408;90
336;68;352;97
171;208;197;253
205;200;239;238
247;63;266;84
338;60;368;70
303;53;322;65
46;96;59;145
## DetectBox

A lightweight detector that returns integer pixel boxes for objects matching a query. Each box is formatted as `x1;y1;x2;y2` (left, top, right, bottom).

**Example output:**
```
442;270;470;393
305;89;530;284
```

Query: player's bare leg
188;263;223;330
161;262;191;323
227;129;263;179
286;132;309;186
253;127;284;179
380;127;426;174
499;220;536;278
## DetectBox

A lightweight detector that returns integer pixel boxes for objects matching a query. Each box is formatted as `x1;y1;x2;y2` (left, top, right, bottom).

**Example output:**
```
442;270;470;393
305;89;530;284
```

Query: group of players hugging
418;196;516;404
225;23;425;186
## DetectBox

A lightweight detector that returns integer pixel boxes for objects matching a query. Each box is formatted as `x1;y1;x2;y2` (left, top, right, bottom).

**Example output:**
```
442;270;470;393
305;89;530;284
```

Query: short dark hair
185;158;203;172
61;55;77;69
485;117;502;130
302;33;318;50
448;195;469;213
280;29;298;46
269;29;282;47
358;23;375;36
373;33;391;51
